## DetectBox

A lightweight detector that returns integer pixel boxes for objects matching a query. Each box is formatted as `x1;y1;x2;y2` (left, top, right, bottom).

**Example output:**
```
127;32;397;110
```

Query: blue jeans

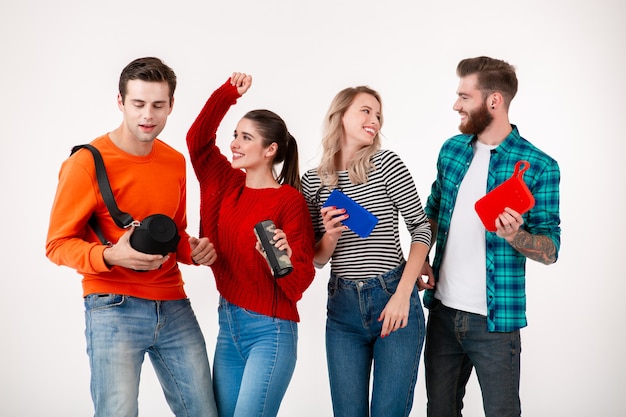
213;297;297;417
424;299;521;417
326;262;426;417
84;294;217;417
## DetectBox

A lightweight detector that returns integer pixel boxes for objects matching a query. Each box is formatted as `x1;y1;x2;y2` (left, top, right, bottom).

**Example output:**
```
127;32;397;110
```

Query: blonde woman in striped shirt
302;86;431;417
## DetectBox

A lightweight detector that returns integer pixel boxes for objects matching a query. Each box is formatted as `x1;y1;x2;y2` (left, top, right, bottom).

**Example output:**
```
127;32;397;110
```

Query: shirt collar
464;124;520;151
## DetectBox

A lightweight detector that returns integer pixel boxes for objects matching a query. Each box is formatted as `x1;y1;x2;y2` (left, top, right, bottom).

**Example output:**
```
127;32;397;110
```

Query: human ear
265;142;278;158
490;92;503;110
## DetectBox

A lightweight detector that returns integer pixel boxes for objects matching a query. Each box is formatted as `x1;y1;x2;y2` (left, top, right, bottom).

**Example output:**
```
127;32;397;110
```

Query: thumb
188;236;199;250
117;225;135;245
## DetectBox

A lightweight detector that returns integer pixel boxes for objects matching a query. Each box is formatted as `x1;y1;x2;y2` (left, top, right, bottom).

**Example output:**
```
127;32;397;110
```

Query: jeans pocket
327;280;337;298
84;293;125;311
382;285;395;297
381;276;400;297
242;307;268;319
429;297;443;312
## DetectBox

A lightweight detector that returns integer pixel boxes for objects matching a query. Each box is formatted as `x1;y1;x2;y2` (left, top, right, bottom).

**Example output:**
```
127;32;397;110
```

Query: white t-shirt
435;141;496;316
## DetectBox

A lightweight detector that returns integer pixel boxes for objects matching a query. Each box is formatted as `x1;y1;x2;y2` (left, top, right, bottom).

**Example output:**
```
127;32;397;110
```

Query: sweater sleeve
187;79;245;241
274;189;316;303
186;79;241;186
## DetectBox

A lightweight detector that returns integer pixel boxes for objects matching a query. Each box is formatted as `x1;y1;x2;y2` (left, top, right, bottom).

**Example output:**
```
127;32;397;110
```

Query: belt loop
377;274;387;290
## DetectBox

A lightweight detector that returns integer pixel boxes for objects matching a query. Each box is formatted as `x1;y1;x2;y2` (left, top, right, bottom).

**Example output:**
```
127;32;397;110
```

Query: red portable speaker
474;160;535;232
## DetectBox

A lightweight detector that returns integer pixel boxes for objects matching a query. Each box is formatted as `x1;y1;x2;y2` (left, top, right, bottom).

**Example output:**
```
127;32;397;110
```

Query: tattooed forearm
509;229;557;265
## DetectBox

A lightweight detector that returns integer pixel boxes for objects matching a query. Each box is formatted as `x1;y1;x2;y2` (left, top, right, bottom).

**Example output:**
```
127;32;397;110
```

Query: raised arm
186;74;251;180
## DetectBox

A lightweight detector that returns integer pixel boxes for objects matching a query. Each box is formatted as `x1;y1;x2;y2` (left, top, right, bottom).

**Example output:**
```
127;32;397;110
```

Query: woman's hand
255;228;292;258
378;291;410;338
272;228;292;258
189;236;217;266
320;205;348;242
230;72;252;96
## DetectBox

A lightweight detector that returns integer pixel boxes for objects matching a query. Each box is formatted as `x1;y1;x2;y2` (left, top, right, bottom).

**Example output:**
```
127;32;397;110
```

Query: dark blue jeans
425;299;521;417
326;262;425;417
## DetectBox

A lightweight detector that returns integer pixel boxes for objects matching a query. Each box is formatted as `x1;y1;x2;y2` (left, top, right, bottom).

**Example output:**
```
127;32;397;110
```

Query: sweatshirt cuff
90;244;112;273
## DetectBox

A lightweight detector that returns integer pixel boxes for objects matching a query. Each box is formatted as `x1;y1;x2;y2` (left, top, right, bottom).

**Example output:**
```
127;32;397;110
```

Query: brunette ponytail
277;132;301;192
242;110;301;191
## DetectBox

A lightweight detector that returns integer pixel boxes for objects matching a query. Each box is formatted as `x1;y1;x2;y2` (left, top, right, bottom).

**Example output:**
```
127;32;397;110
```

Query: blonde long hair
317;86;383;187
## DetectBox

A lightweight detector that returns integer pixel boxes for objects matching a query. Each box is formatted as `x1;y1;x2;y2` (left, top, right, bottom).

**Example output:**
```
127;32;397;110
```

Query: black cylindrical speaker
130;214;180;256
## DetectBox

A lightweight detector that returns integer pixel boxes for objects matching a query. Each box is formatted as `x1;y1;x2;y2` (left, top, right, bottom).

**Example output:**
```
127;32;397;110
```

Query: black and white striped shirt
302;149;431;279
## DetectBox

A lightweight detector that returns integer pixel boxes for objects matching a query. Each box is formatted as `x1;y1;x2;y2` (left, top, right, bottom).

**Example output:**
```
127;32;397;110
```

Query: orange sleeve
45;151;111;274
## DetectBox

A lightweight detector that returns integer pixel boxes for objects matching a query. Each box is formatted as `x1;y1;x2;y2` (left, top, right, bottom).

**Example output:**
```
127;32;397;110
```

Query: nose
452;97;462;111
142;106;155;120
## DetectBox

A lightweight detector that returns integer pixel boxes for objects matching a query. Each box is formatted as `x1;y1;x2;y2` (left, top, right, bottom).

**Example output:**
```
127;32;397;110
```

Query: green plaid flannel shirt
424;125;561;332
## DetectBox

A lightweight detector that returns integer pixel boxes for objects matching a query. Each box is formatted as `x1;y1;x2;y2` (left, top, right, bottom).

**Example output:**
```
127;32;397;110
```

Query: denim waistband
329;262;406;291
219;296;235;309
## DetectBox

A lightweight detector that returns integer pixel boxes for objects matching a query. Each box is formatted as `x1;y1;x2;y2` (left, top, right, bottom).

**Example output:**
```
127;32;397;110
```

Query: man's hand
418;261;435;291
103;226;169;271
497;207;557;264
495;207;523;241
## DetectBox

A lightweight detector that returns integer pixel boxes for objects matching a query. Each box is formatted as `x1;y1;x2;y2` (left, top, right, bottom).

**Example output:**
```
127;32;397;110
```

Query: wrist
102;244;115;268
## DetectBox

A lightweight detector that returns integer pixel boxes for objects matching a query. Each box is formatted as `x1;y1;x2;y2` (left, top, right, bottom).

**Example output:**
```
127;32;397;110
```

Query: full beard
458;102;493;135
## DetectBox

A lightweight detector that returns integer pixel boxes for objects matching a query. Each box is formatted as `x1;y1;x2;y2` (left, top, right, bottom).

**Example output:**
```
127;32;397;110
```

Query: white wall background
1;0;624;416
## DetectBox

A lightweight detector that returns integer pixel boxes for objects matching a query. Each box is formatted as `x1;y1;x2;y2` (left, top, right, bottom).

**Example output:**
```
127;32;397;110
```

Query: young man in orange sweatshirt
46;57;218;417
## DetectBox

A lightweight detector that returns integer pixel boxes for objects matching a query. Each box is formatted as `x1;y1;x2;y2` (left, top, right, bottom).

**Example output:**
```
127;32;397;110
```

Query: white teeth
364;127;375;134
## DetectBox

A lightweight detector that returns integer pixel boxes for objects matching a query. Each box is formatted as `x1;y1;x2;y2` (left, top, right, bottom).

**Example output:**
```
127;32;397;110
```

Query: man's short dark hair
457;56;518;108
119;57;177;104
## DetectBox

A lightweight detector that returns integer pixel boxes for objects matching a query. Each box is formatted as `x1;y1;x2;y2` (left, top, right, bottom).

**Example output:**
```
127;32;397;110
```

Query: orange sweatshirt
46;135;194;300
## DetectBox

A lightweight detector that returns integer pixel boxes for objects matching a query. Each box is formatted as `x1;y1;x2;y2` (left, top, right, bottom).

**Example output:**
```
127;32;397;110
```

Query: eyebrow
234;129;256;138
129;99;168;105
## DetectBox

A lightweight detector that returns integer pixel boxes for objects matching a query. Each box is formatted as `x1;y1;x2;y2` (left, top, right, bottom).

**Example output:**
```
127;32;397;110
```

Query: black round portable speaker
129;214;180;256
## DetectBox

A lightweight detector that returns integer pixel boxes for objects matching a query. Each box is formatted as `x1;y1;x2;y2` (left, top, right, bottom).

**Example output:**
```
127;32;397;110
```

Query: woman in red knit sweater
187;72;315;417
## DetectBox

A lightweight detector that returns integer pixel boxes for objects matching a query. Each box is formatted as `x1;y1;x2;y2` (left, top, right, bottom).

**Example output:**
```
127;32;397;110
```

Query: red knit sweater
187;80;315;322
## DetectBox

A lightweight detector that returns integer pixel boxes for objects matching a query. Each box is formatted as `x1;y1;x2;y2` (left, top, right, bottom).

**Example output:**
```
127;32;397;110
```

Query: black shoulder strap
71;144;135;231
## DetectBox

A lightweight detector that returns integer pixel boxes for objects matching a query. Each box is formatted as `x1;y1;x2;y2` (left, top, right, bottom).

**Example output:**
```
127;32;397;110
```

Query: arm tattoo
509;229;557;265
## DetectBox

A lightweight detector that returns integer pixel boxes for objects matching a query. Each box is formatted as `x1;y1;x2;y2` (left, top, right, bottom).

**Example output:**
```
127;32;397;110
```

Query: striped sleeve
380;150;431;247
